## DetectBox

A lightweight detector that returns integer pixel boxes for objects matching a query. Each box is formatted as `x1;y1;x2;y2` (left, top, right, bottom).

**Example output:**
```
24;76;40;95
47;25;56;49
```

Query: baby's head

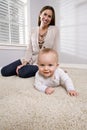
37;48;59;78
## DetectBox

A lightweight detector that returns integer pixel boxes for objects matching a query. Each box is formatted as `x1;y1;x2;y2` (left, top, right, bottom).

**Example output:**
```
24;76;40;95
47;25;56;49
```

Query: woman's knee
1;67;6;76
18;65;38;78
1;59;22;76
1;66;16;76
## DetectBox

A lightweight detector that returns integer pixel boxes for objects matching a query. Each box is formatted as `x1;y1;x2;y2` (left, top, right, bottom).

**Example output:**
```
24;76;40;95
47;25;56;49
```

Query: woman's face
40;9;53;27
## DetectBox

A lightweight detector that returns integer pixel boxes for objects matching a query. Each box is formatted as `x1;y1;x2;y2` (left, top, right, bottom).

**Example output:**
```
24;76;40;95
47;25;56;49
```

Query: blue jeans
1;59;38;78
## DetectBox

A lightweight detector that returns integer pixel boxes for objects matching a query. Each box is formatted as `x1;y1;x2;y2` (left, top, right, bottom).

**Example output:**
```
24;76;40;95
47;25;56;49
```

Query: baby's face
38;53;58;78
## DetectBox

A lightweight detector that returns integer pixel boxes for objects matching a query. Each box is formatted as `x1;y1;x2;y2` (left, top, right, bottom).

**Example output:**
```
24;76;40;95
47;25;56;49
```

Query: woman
1;5;59;78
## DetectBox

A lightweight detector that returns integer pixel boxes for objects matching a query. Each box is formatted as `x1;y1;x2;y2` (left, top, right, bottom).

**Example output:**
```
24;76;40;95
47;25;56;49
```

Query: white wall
58;0;87;64
0;47;26;67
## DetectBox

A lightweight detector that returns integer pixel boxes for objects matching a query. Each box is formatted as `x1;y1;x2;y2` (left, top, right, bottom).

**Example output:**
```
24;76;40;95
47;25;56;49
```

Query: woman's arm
53;26;59;52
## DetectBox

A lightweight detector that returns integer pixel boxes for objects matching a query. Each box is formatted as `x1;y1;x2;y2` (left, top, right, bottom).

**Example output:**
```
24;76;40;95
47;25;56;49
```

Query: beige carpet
0;68;87;130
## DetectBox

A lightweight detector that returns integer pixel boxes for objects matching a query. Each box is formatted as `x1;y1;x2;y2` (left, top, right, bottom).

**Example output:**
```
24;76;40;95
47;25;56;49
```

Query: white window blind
59;0;87;59
0;0;26;45
59;0;76;55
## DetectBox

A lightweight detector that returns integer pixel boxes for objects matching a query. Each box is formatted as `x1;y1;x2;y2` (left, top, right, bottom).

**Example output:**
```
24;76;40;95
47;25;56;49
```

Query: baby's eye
49;64;53;66
40;64;45;66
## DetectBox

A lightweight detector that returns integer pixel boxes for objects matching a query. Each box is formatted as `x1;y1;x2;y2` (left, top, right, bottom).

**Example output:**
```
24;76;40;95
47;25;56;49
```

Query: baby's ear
57;63;59;67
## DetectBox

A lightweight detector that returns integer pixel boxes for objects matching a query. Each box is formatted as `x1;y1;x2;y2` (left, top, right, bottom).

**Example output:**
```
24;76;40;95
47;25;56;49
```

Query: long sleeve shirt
21;26;59;64
34;68;75;93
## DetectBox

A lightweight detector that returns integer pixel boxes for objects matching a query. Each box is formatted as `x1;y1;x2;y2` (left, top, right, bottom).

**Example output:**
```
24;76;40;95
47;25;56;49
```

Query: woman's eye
44;13;52;18
44;13;47;16
48;15;52;18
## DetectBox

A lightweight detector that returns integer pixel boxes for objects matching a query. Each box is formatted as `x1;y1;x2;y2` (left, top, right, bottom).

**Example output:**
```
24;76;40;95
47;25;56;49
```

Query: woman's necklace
38;28;47;49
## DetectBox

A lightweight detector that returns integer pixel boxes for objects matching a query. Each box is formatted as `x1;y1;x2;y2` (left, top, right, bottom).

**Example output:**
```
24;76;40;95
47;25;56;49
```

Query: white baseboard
60;64;87;69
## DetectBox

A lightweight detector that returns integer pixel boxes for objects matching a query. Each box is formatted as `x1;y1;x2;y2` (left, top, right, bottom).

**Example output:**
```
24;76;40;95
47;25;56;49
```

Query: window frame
0;0;28;50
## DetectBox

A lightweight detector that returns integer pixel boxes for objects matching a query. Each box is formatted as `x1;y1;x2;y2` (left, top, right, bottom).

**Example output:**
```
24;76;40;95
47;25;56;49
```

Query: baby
34;48;78;96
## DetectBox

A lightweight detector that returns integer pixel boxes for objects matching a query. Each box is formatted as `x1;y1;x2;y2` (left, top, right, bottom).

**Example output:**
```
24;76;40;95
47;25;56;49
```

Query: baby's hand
45;87;55;95
67;90;78;96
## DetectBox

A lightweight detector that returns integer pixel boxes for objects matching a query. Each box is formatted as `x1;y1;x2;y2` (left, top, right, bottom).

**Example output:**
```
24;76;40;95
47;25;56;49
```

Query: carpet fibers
0;68;87;130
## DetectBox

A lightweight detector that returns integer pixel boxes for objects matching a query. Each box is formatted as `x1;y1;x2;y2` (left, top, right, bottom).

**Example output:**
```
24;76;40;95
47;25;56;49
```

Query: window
0;0;28;46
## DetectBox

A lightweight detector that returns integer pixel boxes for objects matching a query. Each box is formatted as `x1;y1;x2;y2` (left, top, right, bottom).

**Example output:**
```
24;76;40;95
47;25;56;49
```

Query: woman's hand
16;60;28;75
16;64;25;75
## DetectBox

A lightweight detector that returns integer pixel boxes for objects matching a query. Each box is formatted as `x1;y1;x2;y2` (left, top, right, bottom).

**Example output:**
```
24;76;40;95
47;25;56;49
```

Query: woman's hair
38;6;55;26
